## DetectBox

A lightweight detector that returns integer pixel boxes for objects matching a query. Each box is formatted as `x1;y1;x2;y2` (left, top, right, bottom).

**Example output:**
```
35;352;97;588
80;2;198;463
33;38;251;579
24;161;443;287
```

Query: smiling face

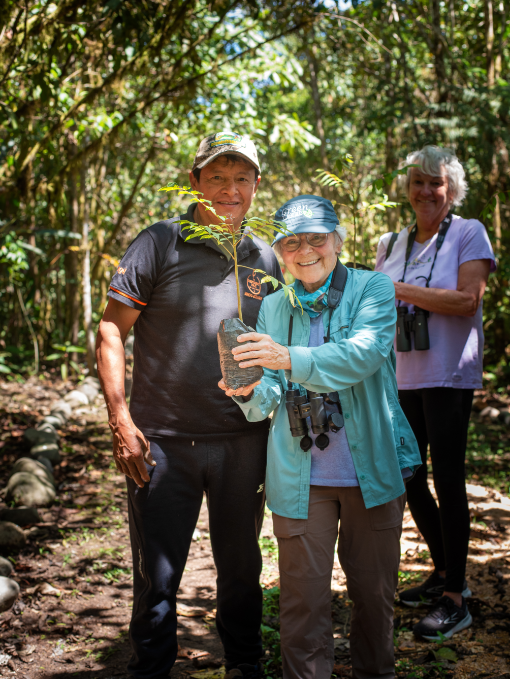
408;167;451;229
189;155;260;230
280;232;342;293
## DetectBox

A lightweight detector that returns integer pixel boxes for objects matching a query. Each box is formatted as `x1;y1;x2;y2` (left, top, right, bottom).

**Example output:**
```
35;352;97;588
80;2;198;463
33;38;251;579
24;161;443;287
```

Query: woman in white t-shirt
375;146;496;642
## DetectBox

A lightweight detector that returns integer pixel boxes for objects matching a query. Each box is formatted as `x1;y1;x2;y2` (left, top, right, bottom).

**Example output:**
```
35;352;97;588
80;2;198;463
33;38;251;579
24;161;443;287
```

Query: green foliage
258;536;278;562
261;586;281;677
466;419;510;495
398;570;422;587
159;183;301;320
46;342;86;381
317;159;419;265
0;0;508;391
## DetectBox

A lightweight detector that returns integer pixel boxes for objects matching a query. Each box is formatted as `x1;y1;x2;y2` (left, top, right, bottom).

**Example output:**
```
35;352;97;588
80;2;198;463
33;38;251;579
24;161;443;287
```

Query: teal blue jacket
234;266;421;519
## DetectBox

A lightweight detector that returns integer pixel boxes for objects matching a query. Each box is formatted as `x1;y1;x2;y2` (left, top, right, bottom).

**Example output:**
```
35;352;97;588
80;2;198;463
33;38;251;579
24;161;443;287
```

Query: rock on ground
23;428;58;447
0;557;13;577
76;382;99;401
40;414;65;428
0;577;19;613
30;442;61;464
0;521;27;550
0;506;41;526
35;455;53;472
50;399;73;420
6;472;56;507
64;390;89;407
11;458;55;487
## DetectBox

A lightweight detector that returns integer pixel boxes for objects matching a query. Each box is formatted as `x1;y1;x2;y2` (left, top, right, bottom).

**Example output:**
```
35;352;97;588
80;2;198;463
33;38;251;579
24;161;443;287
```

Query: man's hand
97;299;156;489
218;378;260;400
110;417;156;488
231;332;291;371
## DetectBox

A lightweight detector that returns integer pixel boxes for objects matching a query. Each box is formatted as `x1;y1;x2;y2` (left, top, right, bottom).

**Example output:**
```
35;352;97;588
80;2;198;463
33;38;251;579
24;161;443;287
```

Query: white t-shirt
375;215;496;390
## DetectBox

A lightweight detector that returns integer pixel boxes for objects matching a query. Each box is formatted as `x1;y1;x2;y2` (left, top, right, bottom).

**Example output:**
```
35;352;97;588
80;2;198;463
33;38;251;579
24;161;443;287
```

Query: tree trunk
305;46;329;171
383;38;400;232
65;167;81;360
431;0;448;105
385;126;401;232
82;217;96;376
91;141;156;280
485;0;495;87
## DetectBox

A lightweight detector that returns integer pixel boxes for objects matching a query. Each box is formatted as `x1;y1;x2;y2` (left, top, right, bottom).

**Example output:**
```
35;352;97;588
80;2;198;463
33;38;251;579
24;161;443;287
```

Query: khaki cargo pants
273;486;405;679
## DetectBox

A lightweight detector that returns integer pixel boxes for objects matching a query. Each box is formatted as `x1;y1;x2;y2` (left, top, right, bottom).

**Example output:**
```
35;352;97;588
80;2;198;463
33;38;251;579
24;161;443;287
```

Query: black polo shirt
107;204;284;439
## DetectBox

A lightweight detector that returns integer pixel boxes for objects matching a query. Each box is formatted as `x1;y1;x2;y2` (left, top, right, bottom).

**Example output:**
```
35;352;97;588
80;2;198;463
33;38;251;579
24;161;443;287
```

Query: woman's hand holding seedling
232;332;292;371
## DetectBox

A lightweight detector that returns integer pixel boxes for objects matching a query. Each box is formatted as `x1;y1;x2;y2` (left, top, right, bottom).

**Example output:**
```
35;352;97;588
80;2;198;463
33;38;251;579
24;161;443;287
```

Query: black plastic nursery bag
217;318;264;390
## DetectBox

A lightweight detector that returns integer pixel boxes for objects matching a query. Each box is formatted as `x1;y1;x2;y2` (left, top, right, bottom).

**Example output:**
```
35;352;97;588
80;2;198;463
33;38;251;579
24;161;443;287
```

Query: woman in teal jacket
219;196;421;679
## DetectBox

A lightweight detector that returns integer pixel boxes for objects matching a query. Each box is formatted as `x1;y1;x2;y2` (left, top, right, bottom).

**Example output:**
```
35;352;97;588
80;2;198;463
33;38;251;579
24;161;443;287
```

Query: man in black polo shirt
96;132;283;679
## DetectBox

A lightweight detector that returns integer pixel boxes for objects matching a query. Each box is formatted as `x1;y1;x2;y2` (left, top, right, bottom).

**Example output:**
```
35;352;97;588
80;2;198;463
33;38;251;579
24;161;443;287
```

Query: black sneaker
224;664;262;679
399;570;472;607
413;595;472;640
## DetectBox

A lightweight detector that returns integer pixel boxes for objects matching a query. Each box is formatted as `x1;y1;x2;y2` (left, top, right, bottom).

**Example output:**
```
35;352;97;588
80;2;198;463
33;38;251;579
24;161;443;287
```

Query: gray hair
273;225;347;257
403;145;468;207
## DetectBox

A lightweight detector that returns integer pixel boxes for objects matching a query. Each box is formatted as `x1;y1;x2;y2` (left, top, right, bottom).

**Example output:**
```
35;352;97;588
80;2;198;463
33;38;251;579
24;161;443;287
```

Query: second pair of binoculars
396;305;430;352
286;386;344;452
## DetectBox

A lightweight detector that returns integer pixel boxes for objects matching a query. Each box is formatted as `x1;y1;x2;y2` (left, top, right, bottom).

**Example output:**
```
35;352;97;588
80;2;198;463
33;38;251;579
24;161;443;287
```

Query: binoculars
396;306;430;352
285;386;344;452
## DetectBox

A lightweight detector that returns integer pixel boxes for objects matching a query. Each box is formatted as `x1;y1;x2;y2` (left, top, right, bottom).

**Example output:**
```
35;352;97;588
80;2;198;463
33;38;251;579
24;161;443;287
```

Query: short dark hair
192;153;260;183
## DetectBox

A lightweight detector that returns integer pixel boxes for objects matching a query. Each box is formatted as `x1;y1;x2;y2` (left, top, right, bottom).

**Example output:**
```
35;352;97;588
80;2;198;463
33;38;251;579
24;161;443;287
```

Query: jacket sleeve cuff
288;347;312;384
232;388;264;410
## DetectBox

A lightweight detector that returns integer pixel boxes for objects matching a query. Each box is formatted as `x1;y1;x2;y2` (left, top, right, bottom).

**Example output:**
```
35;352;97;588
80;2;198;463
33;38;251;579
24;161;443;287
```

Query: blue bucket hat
273;195;339;244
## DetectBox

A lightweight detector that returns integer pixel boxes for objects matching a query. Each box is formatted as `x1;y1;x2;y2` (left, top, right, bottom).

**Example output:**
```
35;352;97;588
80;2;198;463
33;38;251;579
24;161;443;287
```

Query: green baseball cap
192;132;260;172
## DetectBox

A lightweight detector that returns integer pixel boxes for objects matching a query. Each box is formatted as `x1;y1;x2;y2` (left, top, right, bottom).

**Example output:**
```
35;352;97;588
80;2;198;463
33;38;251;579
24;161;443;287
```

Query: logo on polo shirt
281;203;314;220
210;132;245;148
247;271;261;295
117;267;127;275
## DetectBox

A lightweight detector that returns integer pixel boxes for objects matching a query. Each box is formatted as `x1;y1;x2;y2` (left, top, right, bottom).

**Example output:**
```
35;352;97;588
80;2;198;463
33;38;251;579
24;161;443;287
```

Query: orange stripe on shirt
109;286;147;306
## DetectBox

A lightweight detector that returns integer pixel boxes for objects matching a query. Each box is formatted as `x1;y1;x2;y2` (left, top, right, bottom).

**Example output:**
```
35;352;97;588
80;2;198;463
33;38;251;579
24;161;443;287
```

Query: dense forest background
0;0;509;386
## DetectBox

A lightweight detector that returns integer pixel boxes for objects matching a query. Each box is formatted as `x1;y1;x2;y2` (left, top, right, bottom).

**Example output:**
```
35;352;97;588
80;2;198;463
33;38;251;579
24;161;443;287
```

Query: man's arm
96;299;156;488
393;259;491;316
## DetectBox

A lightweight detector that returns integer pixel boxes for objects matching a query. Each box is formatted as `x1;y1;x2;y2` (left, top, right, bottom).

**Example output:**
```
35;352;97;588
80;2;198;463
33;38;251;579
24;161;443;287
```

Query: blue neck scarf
294;271;333;318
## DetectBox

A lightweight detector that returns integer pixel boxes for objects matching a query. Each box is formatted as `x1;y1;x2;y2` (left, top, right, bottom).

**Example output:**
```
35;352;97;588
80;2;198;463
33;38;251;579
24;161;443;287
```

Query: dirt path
0;379;509;679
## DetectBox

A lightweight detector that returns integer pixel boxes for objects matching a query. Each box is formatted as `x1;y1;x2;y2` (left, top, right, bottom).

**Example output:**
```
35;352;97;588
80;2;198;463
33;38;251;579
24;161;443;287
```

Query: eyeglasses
279;233;329;252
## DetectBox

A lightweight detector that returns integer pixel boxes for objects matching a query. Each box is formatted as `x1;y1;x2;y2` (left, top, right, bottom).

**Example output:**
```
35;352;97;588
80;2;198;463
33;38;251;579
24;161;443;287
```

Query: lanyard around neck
399;213;453;296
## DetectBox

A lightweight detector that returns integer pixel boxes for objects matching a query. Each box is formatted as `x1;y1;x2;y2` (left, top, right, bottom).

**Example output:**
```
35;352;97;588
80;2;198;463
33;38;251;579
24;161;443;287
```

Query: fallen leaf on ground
177;646;210;659
18;645;36;657
176;603;208;617
39;582;62;596
433;647;458;663
190;668;225;679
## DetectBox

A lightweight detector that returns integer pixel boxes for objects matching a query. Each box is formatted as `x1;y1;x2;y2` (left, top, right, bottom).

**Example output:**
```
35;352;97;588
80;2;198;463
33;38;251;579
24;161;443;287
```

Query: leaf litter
0;379;508;678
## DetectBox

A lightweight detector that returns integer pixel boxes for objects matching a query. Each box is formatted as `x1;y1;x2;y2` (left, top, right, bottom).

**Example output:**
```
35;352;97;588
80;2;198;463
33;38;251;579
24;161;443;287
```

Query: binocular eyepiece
396;305;430;352
285;387;344;452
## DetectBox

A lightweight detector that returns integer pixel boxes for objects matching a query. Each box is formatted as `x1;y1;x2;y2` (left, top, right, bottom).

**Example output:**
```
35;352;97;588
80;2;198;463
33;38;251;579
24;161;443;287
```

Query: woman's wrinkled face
408;167;451;225
279;232;342;293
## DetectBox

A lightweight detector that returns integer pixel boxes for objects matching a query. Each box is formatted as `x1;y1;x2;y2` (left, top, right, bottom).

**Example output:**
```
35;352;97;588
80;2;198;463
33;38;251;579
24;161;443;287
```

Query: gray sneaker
413;595;472;640
399;570;472;607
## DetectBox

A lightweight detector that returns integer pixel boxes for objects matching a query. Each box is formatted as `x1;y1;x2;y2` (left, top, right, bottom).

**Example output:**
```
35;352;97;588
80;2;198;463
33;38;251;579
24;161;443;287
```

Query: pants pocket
272;512;307;538
368;492;405;531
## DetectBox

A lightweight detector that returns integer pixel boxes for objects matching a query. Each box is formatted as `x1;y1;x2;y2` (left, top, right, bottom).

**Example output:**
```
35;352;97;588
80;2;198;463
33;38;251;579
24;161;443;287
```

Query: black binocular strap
288;315;294;347
398;212;453;306
385;232;398;261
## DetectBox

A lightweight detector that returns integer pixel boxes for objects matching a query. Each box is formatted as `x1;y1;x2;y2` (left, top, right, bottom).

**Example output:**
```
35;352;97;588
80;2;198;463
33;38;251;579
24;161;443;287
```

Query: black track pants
398;387;473;593
126;431;268;679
